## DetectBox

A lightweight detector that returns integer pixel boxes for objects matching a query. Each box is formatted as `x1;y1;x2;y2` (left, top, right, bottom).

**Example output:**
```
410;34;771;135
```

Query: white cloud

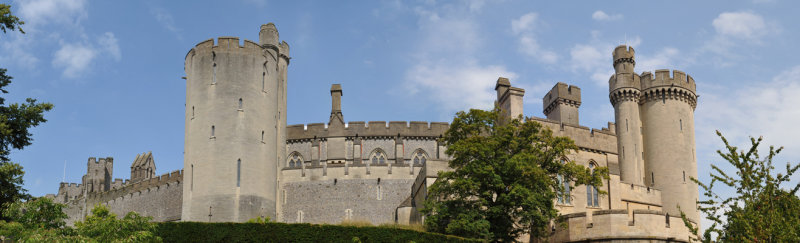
52;33;122;78
695;65;800;160
712;11;767;40
150;6;181;39
52;42;96;78
18;0;87;28
98;32;121;61
407;60;517;111
511;12;537;35
568;35;680;86
404;1;518;114
591;11;622;21
511;12;558;64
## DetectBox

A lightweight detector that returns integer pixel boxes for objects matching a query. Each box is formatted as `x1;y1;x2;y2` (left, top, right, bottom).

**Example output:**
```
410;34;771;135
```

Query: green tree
0;4;24;34
3;197;67;229
0;3;55;218
74;204;161;242
422;109;608;242
682;131;800;242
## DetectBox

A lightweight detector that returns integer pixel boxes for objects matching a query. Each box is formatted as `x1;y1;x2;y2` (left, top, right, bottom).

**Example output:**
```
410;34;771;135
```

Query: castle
48;23;699;242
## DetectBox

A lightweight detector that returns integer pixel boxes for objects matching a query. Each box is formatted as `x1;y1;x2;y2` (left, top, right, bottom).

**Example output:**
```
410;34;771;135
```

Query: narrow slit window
238;98;243;109
651;172;655;185
190;164;194;191
212;63;217;84
680;119;683;131
211;125;215;137
626;119;628;132
192;106;195;118
261;131;264;142
237;159;241;187
683;171;686;182
262;72;266;91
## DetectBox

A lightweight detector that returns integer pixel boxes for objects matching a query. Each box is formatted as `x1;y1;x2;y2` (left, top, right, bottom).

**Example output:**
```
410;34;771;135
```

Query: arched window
557;158;570;204
587;162;599;207
288;152;303;168
412;149;427;165
369;149;387;165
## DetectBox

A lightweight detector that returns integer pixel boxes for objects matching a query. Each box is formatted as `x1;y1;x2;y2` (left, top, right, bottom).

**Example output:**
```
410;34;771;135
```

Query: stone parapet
287;121;449;141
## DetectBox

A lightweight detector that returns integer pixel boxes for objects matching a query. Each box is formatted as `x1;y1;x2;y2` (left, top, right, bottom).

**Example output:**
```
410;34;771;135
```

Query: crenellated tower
639;68;698;223
609;45;645;186
182;23;290;222
608;45;699;224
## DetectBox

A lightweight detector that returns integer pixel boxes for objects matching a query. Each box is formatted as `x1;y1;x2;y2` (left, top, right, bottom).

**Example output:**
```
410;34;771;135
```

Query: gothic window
288;152;303;168
412;149;427;165
587;162;599;207
369;149;387;165
297;210;304;223
557;158;571;204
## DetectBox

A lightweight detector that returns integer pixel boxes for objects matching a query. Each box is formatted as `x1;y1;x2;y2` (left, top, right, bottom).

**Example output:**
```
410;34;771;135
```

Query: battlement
528;116;617;153
287;121;449;140
612;45;635;61
555;209;694;242
60;182;81;189
543;82;581;113
87;169;183;202
640;69;696;94
608;73;642;93
191;37;264;54
88;157;113;164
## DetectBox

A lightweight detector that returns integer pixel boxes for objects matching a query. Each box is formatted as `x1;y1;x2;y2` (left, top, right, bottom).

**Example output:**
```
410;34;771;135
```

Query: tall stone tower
608;45;699;223
182;23;290;222
609;46;645;185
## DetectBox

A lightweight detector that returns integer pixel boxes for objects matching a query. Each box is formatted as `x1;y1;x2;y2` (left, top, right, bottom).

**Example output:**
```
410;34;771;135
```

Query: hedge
155;222;483;243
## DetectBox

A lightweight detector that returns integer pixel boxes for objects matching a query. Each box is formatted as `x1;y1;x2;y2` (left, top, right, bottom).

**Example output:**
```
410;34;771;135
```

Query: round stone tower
182;23;290;222
609;45;645;186
639;67;698;223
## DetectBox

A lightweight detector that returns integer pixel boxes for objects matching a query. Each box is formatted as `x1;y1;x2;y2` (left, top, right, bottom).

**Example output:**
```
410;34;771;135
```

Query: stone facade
48;24;699;242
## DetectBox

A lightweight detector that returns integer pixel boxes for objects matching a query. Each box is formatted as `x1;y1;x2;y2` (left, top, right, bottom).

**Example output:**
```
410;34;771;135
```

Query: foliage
246;215;270;224
0;161;29;219
682;131;800;242
3;197;67;229
154;221;481;243
74;204;162;243
0;5;54;219
0;4;24;34
422;109;608;242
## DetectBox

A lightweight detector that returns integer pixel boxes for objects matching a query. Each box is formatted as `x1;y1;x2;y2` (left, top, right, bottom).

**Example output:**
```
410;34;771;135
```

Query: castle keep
49;24;699;242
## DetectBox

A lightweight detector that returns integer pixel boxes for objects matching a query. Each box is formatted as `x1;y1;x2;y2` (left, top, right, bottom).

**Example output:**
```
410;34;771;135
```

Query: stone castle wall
60;170;183;225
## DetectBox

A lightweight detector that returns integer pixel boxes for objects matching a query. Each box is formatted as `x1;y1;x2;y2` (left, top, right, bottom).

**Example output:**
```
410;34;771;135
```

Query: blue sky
2;0;799;212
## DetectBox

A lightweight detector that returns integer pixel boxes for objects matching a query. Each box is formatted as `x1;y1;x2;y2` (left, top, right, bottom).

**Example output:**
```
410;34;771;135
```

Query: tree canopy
422;109;608;242
682;131;800;242
0;3;54;219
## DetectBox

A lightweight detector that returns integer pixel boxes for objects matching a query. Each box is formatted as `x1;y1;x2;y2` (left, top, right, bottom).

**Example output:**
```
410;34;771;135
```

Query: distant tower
182;23;290;222
609;45;645;186
82;157;113;193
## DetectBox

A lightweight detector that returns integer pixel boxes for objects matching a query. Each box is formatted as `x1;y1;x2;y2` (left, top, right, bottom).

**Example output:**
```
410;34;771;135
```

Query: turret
613;45;635;74
183;23;290;222
639;68;699;224
543;82;580;126
495;77;525;121
609;45;645;186
259;23;279;47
